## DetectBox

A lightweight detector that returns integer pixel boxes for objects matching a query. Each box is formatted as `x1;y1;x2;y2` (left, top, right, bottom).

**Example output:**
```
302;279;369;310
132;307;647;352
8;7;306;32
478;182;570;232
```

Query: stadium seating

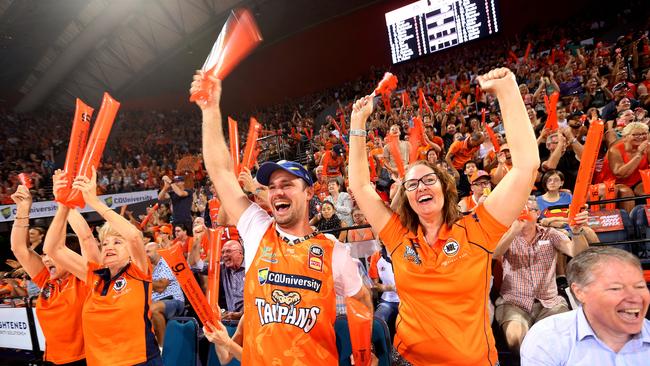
335;315;392;366
162;317;201;366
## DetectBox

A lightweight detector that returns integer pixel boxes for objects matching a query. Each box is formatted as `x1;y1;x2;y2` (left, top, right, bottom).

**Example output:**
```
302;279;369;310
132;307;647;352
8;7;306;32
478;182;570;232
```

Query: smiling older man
521;247;650;365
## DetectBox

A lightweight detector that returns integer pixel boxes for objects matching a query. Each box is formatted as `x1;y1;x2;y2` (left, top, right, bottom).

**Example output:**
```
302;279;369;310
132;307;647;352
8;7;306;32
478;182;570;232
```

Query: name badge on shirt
538;240;551;246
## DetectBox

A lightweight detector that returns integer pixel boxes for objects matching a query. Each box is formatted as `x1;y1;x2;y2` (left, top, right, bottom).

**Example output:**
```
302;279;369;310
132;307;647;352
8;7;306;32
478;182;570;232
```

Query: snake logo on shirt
255;289;321;333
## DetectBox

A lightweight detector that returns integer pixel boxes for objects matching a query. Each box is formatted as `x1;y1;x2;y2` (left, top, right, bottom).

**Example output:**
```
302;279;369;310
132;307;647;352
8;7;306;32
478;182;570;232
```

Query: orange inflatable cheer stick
446;91;461;112
408;116;424;162
331;118;348;149
387;134;405;178
18;173;33;189
373;72;398;96
228;117;240;175
346;297;372;366
190;8;263;103
604;180;617;210
568;120;604;226
640;170;650;205
66;93;120;208
481;109;501;152
57;99;93;204
158;244;220;325
242;118;261;170
139;203;159;230
543;92;560;131
207;227;224;311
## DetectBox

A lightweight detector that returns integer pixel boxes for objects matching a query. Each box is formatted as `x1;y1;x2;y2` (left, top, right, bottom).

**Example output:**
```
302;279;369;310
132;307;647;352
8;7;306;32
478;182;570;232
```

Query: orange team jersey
82;261;159;366
32;268;89;364
448;139;480;170
462;195;477;212
379;204;507;365
325;155;344;177
242;223;338;365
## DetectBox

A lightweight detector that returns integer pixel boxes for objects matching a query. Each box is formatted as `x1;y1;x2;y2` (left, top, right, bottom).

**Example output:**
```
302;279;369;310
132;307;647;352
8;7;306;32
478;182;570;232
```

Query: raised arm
9;185;44;279
348;95;393;234
67;209;100;263
44;204;88;282
191;71;251;222
72;168;148;273
478;68;540;225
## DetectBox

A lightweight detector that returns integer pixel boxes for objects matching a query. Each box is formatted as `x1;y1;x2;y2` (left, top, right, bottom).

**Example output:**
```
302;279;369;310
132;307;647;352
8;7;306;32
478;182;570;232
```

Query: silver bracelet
349;129;367;137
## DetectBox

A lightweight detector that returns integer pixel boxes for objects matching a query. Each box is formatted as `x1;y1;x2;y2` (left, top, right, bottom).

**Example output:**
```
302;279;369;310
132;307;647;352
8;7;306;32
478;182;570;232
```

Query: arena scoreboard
386;0;500;64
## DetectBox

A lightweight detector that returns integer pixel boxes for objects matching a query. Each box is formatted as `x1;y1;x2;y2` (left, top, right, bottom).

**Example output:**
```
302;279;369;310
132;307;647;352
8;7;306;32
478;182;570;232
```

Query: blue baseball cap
256;160;314;187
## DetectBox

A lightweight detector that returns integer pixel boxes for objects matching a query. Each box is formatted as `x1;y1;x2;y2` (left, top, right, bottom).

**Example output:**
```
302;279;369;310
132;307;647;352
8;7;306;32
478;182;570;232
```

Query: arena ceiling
0;0;381;112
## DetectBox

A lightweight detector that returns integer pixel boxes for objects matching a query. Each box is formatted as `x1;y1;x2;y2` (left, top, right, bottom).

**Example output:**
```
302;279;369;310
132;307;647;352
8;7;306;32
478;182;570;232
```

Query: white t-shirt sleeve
326;234;363;297
237;203;273;272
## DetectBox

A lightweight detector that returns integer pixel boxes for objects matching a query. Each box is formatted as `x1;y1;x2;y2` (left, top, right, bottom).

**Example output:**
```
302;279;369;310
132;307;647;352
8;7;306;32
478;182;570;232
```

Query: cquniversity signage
0;190;158;222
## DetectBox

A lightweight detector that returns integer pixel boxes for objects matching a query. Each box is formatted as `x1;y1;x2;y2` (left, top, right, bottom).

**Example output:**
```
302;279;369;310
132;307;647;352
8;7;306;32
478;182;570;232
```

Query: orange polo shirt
379;204;507;365
82;261;159;366
448;139;480;170
33;268;89;364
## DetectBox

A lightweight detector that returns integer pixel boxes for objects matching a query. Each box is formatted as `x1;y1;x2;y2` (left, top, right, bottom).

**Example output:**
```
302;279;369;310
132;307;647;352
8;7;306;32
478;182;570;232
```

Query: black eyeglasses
403;173;438;191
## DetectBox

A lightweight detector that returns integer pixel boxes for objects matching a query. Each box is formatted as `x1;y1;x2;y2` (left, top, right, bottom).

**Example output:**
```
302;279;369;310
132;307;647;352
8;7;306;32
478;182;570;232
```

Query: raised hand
190;70;222;111
476;68;517;95
351;95;374;124
72;167;98;203
52;169;67;202
11;185;32;213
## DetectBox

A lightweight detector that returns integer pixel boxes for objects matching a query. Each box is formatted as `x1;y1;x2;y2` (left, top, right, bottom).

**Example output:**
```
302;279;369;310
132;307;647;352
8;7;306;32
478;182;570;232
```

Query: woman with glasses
349;68;539;365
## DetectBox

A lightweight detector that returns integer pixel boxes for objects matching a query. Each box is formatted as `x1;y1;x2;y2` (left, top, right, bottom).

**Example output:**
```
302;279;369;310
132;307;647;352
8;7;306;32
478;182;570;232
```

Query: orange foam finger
568;120;604;225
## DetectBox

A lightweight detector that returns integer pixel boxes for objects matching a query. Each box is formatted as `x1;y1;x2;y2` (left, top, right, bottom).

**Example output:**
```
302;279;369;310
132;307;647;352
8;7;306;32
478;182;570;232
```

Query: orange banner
228;117;240;175
190;8;263;103
568;120;604;225
345;297;372;366
57;99;93;204
242;118;261;170
158;244;219;326
207;227;224;310
66;93;120;208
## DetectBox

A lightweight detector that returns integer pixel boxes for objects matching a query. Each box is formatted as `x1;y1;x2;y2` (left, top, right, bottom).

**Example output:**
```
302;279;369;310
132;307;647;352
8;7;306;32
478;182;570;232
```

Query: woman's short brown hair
392;160;462;234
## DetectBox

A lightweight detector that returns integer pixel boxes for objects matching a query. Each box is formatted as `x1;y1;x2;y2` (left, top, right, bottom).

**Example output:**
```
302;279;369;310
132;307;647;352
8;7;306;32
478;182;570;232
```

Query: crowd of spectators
2;4;650;364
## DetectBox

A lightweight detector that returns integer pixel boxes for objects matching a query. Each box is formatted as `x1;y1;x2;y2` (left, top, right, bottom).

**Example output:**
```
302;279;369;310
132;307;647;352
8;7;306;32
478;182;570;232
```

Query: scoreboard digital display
386;0;500;64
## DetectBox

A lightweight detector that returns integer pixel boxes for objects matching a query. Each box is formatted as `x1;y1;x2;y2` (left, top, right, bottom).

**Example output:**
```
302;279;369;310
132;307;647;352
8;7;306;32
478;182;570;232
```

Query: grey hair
567;247;642;288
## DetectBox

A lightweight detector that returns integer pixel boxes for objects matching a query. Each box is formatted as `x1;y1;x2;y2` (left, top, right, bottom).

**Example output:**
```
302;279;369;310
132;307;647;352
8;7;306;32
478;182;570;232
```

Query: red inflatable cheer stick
242;118;261;170
568;120;604;226
346;297;372;366
66;93;120;208
57;99;93;204
228;117;240;174
206;227;224;312
373;72;398;96
190;8;263;103
18;173;33;189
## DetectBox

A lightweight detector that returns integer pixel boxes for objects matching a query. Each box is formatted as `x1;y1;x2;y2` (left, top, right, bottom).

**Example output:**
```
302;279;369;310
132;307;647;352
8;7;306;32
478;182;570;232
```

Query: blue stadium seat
630;204;650;258
206;323;240;366
162;317;201;366
335;315;392;366
594;209;633;252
